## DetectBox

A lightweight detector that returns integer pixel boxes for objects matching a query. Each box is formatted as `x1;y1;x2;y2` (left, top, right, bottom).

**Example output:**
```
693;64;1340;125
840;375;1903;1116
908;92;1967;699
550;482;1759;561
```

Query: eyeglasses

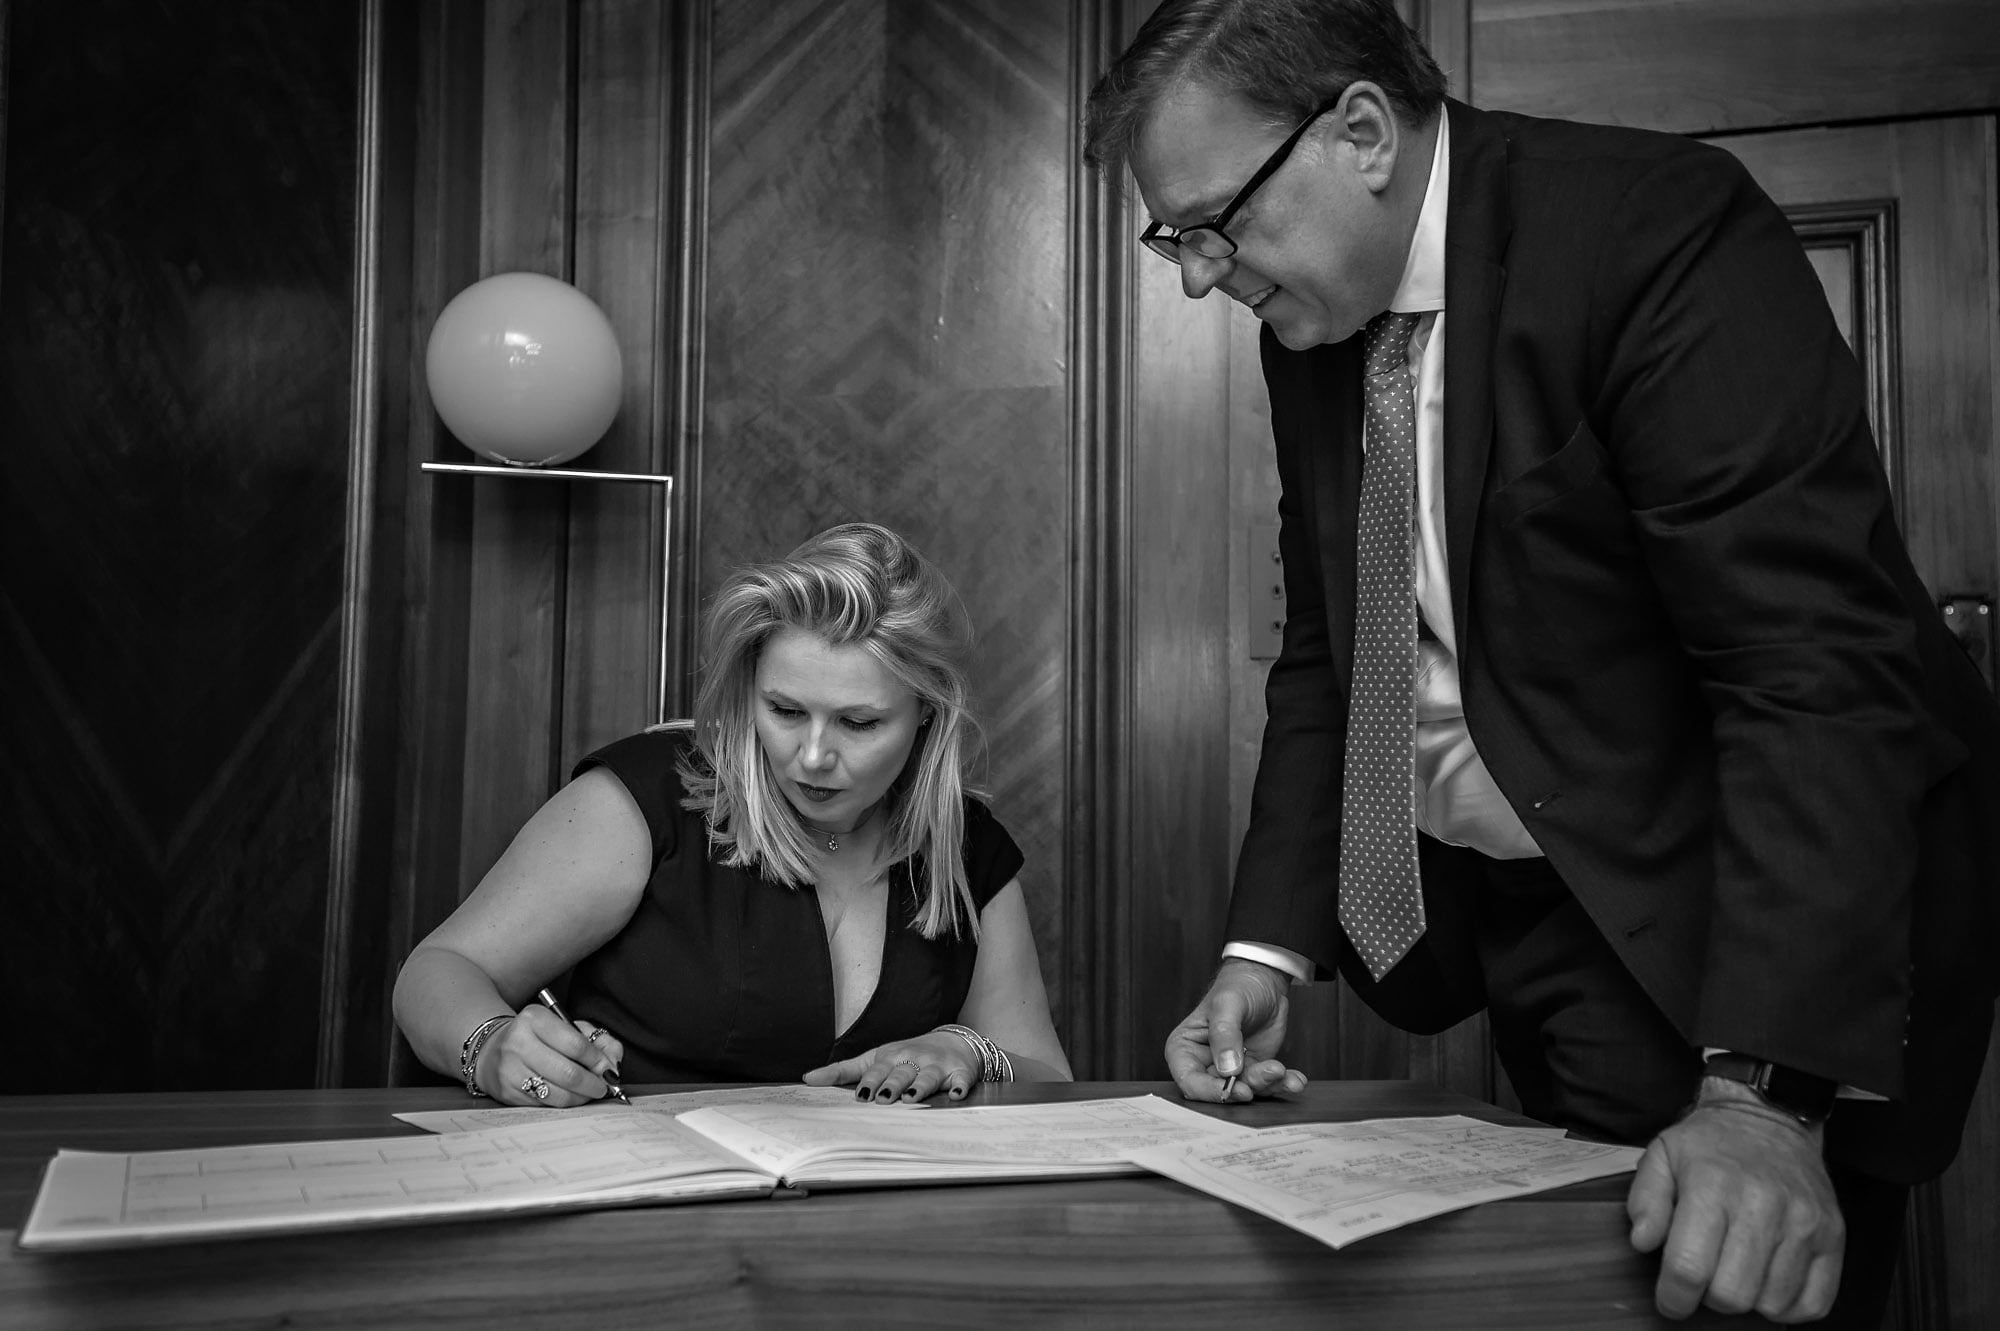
1140;100;1339;265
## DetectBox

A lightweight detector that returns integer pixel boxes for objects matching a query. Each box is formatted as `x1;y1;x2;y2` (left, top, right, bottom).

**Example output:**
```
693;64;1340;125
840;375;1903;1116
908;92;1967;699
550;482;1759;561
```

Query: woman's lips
1244;285;1277;310
797;782;839;803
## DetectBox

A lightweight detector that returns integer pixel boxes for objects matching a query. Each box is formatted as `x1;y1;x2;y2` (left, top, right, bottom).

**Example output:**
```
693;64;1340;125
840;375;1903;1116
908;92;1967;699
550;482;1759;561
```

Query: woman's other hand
803;1032;982;1103
477;1005;627;1106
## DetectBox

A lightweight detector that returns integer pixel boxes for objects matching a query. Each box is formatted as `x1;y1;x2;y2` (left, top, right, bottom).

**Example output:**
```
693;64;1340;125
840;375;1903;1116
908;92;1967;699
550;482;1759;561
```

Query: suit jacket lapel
1441;100;1511;666
1304;337;1364;695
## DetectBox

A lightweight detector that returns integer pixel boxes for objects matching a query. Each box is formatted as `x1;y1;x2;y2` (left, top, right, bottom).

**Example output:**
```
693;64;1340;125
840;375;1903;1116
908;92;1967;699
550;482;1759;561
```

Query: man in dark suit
1086;1;2000;1324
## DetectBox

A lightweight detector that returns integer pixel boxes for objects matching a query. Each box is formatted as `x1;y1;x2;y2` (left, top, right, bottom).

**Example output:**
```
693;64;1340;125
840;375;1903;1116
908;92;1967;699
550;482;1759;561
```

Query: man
1085;1;2000;1324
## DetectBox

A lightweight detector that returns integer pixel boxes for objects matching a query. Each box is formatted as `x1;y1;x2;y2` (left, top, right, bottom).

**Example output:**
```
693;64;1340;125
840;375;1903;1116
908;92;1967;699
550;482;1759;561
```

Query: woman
393;522;1071;1107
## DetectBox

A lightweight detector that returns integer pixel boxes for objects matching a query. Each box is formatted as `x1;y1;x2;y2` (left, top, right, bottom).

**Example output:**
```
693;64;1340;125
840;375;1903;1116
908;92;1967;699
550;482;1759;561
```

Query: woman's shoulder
574;726;702;859
955;792;1023;908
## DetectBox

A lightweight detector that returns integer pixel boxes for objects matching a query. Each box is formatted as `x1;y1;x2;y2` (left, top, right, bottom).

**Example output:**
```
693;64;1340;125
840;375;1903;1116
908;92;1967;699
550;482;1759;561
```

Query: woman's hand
476;1006;627;1107
803;1032;983;1103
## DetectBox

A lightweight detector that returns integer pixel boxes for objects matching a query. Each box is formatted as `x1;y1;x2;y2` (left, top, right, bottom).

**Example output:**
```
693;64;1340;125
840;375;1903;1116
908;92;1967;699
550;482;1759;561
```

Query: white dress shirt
1229;115;1541;985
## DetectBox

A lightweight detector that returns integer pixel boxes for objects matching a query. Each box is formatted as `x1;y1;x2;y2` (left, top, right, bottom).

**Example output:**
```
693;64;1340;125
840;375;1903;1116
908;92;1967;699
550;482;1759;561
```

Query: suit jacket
1227;100;2000;1182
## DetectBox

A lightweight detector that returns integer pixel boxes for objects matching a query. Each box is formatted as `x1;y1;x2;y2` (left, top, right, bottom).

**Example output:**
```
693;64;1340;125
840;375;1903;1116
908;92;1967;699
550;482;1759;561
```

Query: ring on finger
518;1073;550;1101
586;1028;607;1045
893;1059;922;1073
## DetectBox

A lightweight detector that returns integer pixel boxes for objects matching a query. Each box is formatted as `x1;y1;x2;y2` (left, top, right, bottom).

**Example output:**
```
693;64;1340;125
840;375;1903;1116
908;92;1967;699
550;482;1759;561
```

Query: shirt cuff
1222;941;1314;985
1700;1048;1886;1102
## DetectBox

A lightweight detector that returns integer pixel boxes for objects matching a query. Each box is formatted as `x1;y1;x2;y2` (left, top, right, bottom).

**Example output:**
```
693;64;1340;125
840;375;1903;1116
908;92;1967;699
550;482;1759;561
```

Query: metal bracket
1940;595;1994;688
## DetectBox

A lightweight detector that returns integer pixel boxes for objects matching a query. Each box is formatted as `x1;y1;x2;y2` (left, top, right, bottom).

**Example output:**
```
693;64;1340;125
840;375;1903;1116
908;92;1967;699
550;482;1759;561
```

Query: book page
395;1082;869;1134
19;1109;775;1251
678;1094;1251;1185
1125;1115;1643;1250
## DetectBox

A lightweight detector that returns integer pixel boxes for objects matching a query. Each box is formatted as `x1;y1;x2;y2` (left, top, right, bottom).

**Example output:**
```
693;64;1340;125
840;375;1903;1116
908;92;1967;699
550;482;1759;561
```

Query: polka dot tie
1338;310;1425;981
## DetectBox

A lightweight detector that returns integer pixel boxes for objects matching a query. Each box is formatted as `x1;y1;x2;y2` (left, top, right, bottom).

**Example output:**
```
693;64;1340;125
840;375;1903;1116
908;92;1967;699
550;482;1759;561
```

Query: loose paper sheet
1125;1114;1643;1249
395;1082;868;1134
678;1093;1250;1184
19;1108;774;1251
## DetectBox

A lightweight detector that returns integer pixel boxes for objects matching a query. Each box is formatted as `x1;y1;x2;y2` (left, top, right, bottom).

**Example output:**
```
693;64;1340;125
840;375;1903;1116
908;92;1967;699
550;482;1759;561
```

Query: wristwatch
1702;1051;1838;1125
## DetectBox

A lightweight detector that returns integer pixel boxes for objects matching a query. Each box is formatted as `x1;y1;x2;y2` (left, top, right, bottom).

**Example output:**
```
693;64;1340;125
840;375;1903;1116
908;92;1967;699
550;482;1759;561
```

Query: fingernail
1217;1050;1241;1076
874;1087;895;1101
856;1087;870;1101
949;1087;964;1099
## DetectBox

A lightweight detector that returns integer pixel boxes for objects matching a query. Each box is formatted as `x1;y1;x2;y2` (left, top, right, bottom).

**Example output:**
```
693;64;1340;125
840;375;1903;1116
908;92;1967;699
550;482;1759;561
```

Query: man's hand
1627;1078;1844;1322
1164;958;1309;1102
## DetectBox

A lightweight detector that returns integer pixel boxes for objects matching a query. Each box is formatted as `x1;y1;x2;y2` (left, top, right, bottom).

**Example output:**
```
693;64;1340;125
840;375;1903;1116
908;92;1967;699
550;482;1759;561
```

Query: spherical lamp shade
424;272;623;466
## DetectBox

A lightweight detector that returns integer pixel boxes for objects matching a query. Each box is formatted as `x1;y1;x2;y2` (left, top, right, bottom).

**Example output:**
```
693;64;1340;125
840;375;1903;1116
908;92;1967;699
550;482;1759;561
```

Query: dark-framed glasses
1141;99;1339;265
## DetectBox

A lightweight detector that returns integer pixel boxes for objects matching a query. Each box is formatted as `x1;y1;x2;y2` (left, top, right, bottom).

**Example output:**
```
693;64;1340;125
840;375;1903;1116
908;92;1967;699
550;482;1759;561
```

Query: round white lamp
424;272;623;466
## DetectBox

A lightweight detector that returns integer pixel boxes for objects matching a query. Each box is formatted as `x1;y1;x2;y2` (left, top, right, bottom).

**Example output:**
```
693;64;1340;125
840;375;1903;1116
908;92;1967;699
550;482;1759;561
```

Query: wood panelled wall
0;0;361;1094
698;0;1077;1010
366;0;1100;1084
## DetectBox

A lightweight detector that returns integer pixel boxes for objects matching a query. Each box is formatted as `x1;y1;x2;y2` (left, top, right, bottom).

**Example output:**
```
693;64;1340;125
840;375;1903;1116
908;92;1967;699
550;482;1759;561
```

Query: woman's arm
391;767;652;1101
955;878;1071;1081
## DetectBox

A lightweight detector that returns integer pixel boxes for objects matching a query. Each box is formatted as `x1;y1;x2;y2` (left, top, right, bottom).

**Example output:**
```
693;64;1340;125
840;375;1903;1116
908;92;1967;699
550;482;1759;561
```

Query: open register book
16;1090;1247;1251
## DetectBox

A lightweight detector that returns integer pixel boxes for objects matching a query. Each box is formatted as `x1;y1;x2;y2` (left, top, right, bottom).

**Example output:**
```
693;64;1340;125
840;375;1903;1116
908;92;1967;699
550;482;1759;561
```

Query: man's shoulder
1458;101;1740;195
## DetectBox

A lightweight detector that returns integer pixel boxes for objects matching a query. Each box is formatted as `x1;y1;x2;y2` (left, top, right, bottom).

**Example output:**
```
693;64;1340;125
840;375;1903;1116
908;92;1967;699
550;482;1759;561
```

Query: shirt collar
1387;112;1449;314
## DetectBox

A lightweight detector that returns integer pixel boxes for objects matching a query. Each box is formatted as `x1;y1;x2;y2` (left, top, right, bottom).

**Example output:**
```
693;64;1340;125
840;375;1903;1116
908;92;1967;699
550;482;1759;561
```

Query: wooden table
0;1079;1718;1328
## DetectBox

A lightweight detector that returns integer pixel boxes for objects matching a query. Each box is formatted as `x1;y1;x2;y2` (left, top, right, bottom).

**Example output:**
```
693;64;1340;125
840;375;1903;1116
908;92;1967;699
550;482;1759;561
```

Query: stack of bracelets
457;1013;515;1097
936;1023;1014;1082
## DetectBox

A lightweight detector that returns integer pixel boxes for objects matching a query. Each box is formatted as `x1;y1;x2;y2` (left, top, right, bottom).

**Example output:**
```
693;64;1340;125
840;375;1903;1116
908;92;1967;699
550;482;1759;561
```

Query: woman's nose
801;725;837;770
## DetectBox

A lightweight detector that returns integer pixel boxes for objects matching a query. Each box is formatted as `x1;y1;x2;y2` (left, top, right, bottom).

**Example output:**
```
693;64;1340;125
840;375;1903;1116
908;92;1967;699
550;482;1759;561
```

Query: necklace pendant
826;833;839;852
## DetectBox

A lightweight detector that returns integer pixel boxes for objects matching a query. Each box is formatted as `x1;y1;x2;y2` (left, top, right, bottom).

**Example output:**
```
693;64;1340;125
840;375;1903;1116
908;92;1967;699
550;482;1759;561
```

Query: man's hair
672;522;983;938
1085;0;1447;178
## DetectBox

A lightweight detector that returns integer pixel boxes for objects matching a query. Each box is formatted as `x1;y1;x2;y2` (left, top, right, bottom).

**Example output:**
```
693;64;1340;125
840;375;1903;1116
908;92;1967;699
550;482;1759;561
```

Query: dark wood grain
562;0;673;765
0;0;359;1094
1470;0;2000;135
381;0;485;1085
0;1081;1724;1329
452;0;575;900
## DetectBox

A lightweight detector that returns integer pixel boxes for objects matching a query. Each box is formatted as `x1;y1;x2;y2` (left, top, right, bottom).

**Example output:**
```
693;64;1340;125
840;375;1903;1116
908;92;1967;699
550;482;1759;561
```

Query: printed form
1126;1115;1643;1249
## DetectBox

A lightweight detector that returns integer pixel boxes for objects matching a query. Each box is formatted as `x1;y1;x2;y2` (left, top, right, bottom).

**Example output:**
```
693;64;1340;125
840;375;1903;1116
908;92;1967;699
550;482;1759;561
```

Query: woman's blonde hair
672;523;982;938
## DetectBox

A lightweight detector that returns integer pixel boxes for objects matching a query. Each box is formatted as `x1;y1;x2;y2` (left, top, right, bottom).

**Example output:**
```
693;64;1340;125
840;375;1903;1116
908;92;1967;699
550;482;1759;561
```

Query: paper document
17;1094;1243;1251
396;1082;866;1134
1125;1115;1643;1250
678;1093;1249;1186
18;1109;775;1251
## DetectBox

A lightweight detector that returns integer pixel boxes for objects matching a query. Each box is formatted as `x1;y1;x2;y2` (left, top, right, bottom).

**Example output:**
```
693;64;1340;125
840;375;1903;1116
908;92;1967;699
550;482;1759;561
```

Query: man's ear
1332;81;1399;194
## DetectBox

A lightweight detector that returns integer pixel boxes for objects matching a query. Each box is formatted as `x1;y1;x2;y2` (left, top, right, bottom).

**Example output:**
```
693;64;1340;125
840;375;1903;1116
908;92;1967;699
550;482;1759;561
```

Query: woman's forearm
1000;1050;1072;1083
392;945;521;1083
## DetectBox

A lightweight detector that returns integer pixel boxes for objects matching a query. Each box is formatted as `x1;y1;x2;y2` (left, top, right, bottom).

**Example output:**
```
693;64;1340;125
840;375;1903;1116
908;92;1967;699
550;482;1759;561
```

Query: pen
537;988;633;1105
1221;1073;1238;1101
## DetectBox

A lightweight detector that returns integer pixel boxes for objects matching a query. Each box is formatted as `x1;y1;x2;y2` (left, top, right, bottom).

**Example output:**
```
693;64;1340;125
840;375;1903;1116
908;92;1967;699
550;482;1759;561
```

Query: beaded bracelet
458;1013;515;1098
935;1023;1013;1083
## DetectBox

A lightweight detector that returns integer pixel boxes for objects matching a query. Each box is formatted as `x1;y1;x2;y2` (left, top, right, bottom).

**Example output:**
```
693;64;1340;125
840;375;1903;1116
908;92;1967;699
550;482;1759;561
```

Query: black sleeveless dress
563;730;1024;1083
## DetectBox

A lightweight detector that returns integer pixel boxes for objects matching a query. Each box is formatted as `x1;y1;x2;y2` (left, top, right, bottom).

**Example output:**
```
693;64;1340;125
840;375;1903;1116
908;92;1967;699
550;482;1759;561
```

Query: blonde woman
394;523;1070;1106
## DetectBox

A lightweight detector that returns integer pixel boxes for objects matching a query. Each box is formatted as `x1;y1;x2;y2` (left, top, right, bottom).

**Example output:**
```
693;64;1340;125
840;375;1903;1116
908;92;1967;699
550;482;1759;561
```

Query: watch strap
1703;1051;1838;1123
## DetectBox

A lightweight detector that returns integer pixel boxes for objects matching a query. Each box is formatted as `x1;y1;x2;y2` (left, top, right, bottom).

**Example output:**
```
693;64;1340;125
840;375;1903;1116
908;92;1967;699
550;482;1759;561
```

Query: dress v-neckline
811;872;895;1044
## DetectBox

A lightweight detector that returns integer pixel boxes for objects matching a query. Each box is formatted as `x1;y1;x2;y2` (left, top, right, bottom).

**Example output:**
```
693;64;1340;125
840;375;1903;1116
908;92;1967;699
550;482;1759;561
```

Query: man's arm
1588;141;1934;1322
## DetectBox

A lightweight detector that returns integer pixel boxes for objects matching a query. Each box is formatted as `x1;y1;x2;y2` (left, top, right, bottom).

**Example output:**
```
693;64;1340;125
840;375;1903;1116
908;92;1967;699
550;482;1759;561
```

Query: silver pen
537;988;633;1105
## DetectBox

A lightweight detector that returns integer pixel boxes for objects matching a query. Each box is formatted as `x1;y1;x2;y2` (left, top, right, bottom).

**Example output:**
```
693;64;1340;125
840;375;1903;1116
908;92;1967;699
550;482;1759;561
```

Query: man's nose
1180;250;1232;299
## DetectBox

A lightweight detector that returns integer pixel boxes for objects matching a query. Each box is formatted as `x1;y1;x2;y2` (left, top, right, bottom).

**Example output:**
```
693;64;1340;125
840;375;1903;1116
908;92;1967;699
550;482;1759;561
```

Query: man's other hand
1164;958;1309;1102
1627;1079;1844;1322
